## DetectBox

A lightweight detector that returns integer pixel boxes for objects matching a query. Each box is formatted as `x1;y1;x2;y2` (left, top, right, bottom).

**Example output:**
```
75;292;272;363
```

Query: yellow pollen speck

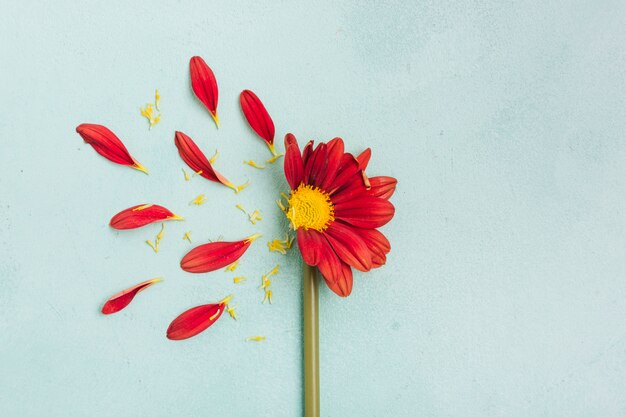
246;336;266;342
155;89;161;111
285;184;334;232
244;160;265;169
140;95;162;130
193;170;203;177
226;180;250;194
266;153;284;164
219;294;234;306
182;168;190;181
190;194;206;205
209;149;219;164
267;234;294;254
260;277;271;289
182;231;192;243
233;276;247;284
236;204;262;225
225;261;239;272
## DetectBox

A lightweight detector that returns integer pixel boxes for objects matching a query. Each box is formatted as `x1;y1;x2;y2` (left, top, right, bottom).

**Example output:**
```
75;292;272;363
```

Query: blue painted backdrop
1;1;625;416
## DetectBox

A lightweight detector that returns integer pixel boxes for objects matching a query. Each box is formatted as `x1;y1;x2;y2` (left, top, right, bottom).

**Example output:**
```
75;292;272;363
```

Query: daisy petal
368;176;398;200
101;278;161;314
284;133;304;190
189;56;219;127
296;228;326;266
305;143;328;187
328;154;360;195
324;222;372;272
318;137;345;190
317;243;353;297
109;204;182;230
353;227;391;267
180;234;261;273
334;196;395;228
240;90;275;148
166;298;229;340
76;124;147;173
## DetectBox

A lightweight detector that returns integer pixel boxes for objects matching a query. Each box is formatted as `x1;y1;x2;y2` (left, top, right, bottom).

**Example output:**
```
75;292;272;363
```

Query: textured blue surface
1;1;625;416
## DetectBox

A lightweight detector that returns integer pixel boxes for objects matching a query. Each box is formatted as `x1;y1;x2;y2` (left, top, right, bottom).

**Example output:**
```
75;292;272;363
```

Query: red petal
101;278;161;314
302;140;314;167
180;235;260;273
174;131;234;188
304;143;327;187
316;242;353;297
328;153;360;195
324;222;372;272
334;196;395;228
319;137;345;190
240;90;275;146
356;148;371;170
368;176;397;200
166;301;226;340
76;124;147;173
190;56;219;127
330;177;368;205
353;227;391;267
296;228;327;266
109;204;182;230
284;133;304;190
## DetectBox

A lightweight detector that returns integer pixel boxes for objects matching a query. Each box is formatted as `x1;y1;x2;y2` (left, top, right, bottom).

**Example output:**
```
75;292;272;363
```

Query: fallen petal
101;278;162;314
166;295;231;340
368;176;398;200
76;123;147;173
180;234;261;273
109;204;183;230
174;131;244;193
240;90;276;154
190;56;219;127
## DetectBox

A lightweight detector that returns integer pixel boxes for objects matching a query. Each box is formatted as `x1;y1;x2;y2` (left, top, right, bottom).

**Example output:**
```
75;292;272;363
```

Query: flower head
282;134;396;297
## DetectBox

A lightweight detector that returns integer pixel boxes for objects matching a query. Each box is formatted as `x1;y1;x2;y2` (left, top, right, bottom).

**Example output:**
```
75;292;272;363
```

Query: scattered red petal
76;123;148;173
166;297;230;340
240;90;276;151
180;234;261;273
189;56;220;127
109;204;182;230
174;131;243;192
101;278;161;315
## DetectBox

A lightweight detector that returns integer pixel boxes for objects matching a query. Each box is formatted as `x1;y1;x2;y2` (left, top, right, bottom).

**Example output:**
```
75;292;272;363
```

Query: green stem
303;263;320;417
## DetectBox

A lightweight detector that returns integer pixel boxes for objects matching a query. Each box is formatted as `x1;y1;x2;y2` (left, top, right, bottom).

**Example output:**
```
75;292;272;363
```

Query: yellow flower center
286;184;334;231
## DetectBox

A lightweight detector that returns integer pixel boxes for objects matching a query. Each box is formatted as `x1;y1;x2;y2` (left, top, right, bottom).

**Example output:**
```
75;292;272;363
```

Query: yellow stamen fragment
209;149;219;164
262;290;270;304
182;168;190;181
276;199;286;211
156;223;165;242
219;294;234;306
146;240;158;253
233;276;247;284
132;162;150;175
244;160;265;169
133;204;153;211
155;89;161;111
266;153;284;164
182;231;192;243
265;264;280;278
244;233;262;244
225;261;239;272
140;103;154;121
248;210;262;225
267;290;273;304
285;184;335;232
190;194;207;206
226;304;237;320
193;170;203;177
267;234;294;254
236;203;247;214
246;336;266;342
226;180;250;194
260;277;271;289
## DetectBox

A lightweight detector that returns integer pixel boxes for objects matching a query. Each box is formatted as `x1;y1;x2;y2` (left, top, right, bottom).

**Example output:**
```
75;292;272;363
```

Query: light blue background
1;1;625;416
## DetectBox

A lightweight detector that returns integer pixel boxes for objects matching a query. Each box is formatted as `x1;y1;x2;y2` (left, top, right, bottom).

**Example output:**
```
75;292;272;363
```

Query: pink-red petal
190;56;219;127
316;243;353;297
353;227;391;268
296;228;327;266
166;301;226;340
324;222;372;272
240;90;275;145
101;278;161;314
304;143;328;187
368;176;398;200
174;131;233;187
180;235;260;273
334;196;395;229
76;123;147;173
109;204;181;230
284;133;304;190
318;137;345;190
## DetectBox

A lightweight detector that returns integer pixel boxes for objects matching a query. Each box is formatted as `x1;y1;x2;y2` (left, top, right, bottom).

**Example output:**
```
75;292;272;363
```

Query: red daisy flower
282;133;397;297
